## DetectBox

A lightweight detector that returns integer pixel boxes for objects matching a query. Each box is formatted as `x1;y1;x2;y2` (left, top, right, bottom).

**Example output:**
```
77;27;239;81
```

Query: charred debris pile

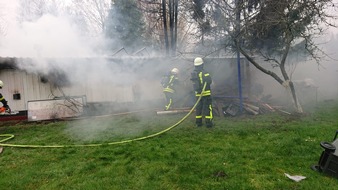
213;96;291;117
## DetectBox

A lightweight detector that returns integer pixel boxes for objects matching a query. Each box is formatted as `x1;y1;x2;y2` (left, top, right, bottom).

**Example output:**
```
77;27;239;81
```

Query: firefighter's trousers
195;95;213;127
164;91;174;110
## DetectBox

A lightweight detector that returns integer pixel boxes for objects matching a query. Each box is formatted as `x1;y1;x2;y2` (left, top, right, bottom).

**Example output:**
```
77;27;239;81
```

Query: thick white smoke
0;0;168;106
0;14;101;58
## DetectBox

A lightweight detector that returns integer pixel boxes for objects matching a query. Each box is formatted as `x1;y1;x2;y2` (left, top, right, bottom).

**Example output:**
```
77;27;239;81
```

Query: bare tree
162;0;170;55
17;0;60;23
138;0;164;49
198;0;336;113
186;0;337;112
139;0;199;56
235;0;337;112
70;0;111;35
160;0;179;56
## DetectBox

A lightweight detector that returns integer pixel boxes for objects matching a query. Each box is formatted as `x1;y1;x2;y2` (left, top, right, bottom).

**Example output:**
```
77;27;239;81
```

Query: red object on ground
0;106;6;113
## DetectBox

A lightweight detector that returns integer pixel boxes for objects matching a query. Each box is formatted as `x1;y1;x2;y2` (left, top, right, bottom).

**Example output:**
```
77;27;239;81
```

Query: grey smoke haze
251;32;338;109
0;0;337;142
0;12;141;98
0;1;176;141
0;1;174;105
0;0;337;108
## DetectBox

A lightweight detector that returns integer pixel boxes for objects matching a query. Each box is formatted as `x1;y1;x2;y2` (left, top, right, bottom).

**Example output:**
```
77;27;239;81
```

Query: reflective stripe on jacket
0;93;7;106
163;75;178;93
193;70;212;97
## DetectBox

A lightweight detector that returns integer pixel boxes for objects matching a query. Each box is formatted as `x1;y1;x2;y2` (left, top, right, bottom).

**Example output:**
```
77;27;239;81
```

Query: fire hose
0;83;206;148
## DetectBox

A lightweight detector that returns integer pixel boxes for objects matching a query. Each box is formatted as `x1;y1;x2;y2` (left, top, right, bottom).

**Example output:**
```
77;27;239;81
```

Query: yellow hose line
0;84;206;148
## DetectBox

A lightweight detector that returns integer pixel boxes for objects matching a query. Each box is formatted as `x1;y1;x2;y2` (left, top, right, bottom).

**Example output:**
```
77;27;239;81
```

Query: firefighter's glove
5;105;11;113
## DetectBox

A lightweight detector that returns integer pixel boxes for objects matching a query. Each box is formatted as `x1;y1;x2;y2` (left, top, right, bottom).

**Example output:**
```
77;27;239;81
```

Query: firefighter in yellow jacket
162;68;179;110
190;57;214;128
0;80;11;113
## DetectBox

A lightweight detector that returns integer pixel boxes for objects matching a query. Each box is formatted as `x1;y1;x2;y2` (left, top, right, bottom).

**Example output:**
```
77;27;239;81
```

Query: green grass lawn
0;101;337;190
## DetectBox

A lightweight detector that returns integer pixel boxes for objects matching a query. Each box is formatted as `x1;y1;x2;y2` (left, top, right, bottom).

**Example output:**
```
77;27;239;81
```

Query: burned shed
0;55;257;120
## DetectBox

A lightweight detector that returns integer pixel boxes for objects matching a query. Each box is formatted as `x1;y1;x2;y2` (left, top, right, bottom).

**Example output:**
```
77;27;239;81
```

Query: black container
312;131;338;178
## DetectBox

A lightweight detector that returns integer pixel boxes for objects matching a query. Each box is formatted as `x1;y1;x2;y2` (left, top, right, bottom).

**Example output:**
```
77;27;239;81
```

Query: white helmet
194;57;204;66
0;80;3;88
171;68;179;74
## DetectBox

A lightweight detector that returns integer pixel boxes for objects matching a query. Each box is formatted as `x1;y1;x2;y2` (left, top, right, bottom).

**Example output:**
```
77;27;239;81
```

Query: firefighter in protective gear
190;57;214;127
0;80;11;113
162;68;179;110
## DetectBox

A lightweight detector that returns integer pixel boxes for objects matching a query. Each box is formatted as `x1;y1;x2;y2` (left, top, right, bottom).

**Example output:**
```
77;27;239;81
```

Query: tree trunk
235;40;303;113
173;0;178;56
288;81;303;113
279;33;303;113
169;0;174;56
162;0;169;56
